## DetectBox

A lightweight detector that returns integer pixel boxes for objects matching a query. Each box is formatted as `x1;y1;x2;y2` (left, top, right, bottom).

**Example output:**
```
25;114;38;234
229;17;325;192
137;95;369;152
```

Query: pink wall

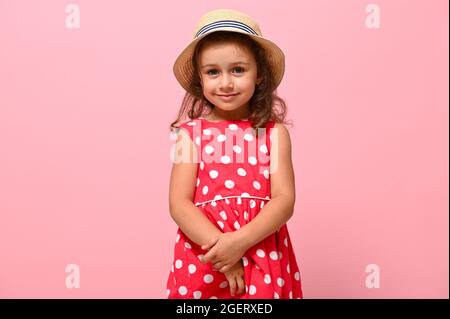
0;0;448;298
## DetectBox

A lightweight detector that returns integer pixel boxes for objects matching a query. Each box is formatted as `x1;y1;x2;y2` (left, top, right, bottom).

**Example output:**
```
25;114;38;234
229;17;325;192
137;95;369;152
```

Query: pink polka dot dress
166;117;303;299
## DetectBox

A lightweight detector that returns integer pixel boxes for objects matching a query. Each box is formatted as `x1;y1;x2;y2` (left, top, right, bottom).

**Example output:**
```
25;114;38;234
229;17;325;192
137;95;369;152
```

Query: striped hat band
195;20;260;38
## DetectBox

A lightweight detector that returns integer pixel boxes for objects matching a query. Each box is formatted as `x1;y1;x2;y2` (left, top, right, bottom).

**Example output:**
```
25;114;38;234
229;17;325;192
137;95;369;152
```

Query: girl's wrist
234;227;254;250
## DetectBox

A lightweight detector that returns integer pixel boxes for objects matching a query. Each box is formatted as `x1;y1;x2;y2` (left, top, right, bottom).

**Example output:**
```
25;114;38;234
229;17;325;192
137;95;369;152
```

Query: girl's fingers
201;237;219;251
202;247;217;264
219;264;231;273
236;275;245;295
212;261;223;271
228;277;237;297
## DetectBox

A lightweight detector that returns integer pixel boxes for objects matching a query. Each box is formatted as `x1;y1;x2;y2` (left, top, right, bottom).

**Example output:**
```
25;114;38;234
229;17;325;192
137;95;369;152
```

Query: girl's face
198;42;261;117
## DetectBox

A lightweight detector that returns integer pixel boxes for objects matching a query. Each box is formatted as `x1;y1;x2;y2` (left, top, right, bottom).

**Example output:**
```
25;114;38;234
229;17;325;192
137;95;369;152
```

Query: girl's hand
223;259;245;297
201;232;248;273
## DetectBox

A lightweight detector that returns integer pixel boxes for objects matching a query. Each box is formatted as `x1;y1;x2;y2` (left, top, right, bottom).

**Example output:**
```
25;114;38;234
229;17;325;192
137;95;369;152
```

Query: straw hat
173;9;285;95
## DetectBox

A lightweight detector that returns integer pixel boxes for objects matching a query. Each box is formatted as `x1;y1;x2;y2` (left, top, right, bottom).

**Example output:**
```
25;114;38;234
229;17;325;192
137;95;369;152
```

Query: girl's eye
207;69;219;76
206;67;245;76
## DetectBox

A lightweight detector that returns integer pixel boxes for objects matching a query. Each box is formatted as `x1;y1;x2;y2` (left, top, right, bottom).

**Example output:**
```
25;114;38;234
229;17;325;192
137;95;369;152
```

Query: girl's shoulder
174;118;202;142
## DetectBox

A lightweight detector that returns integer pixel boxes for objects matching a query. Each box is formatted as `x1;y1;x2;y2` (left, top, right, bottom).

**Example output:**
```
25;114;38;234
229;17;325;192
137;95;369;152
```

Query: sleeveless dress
166;117;303;299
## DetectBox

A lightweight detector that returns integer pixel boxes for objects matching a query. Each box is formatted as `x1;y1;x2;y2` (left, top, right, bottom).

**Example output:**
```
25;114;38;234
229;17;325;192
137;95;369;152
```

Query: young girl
166;9;303;299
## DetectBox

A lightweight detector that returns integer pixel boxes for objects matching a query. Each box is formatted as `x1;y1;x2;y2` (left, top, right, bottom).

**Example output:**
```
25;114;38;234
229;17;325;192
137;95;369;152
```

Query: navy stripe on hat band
195;20;258;38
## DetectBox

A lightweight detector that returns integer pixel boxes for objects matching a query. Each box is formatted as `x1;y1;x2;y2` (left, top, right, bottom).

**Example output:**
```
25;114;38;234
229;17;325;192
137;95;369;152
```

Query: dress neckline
198;117;249;123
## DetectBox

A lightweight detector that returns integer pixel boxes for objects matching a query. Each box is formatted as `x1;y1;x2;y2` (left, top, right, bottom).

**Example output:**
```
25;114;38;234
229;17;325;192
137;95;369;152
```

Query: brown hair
169;31;292;135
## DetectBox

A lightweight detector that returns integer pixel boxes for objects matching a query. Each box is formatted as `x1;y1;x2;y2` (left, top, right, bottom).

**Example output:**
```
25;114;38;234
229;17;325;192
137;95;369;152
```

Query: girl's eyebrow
201;62;250;69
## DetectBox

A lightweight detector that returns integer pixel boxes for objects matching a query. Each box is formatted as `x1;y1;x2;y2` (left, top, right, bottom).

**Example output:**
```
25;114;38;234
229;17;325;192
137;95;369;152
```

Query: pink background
0;0;448;298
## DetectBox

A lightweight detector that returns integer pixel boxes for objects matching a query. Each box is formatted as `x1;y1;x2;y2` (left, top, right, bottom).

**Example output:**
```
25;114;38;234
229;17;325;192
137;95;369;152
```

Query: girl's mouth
218;93;239;100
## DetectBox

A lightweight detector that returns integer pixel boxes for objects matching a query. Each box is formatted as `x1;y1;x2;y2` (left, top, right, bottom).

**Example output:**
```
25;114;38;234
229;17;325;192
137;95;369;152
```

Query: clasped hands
200;231;248;273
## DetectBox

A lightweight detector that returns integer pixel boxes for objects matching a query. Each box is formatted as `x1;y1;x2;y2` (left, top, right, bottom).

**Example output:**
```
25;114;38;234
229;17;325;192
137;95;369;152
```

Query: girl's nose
220;74;234;89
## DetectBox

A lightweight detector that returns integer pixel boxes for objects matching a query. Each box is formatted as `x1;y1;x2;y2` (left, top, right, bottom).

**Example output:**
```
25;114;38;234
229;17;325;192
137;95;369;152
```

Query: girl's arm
236;123;296;248
169;128;222;247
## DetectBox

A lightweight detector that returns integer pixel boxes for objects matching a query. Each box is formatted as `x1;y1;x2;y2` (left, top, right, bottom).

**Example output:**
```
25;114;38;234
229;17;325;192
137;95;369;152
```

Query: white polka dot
214;195;223;201
287;264;291;274
244;133;254;142
193;291;202;299
289;291;293;299
233;209;239;216
256;249;266;258
260;201;265;208
217;221;224;229
209;296;218;299
284;237;288;247
277;278;285;287
249;285;257;295
171;265;174;272
294;272;300;281
204;274;214;283
269;251;278;260
241;192;250;198
233;145;242;153
274;292;280;299
211;201;217;207
225;198;230;204
237;168;246;176
219;211;227;220
217;134;227;142
178;286;188;295
209;170;219;179
244;211;249;220
250;200;256;208
253;181;261;190
196;178;200;186
203;129;212;135
255;264;260;270
221;155;231;164
242;256;248;267
260;144;268;153
263;169;269;179
176;234;180;243
166;289;170;297
245;286;248;293
195;136;201;145
237;197;242;204
185;242;192;249
225;180;235;189
175;259;183;269
264;274;272;284
202;185;208;195
248;156;257;165
228;124;238;130
234;221;240;229
187;121;196;126
198;254;204;261
205;145;214;154
188;264;196;274
200;161;204;170
219;281;228;289
278;252;283;260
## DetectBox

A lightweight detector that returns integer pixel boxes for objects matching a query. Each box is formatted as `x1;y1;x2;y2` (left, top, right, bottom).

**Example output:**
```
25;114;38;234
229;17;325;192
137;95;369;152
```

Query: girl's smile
217;93;240;101
198;43;262;119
